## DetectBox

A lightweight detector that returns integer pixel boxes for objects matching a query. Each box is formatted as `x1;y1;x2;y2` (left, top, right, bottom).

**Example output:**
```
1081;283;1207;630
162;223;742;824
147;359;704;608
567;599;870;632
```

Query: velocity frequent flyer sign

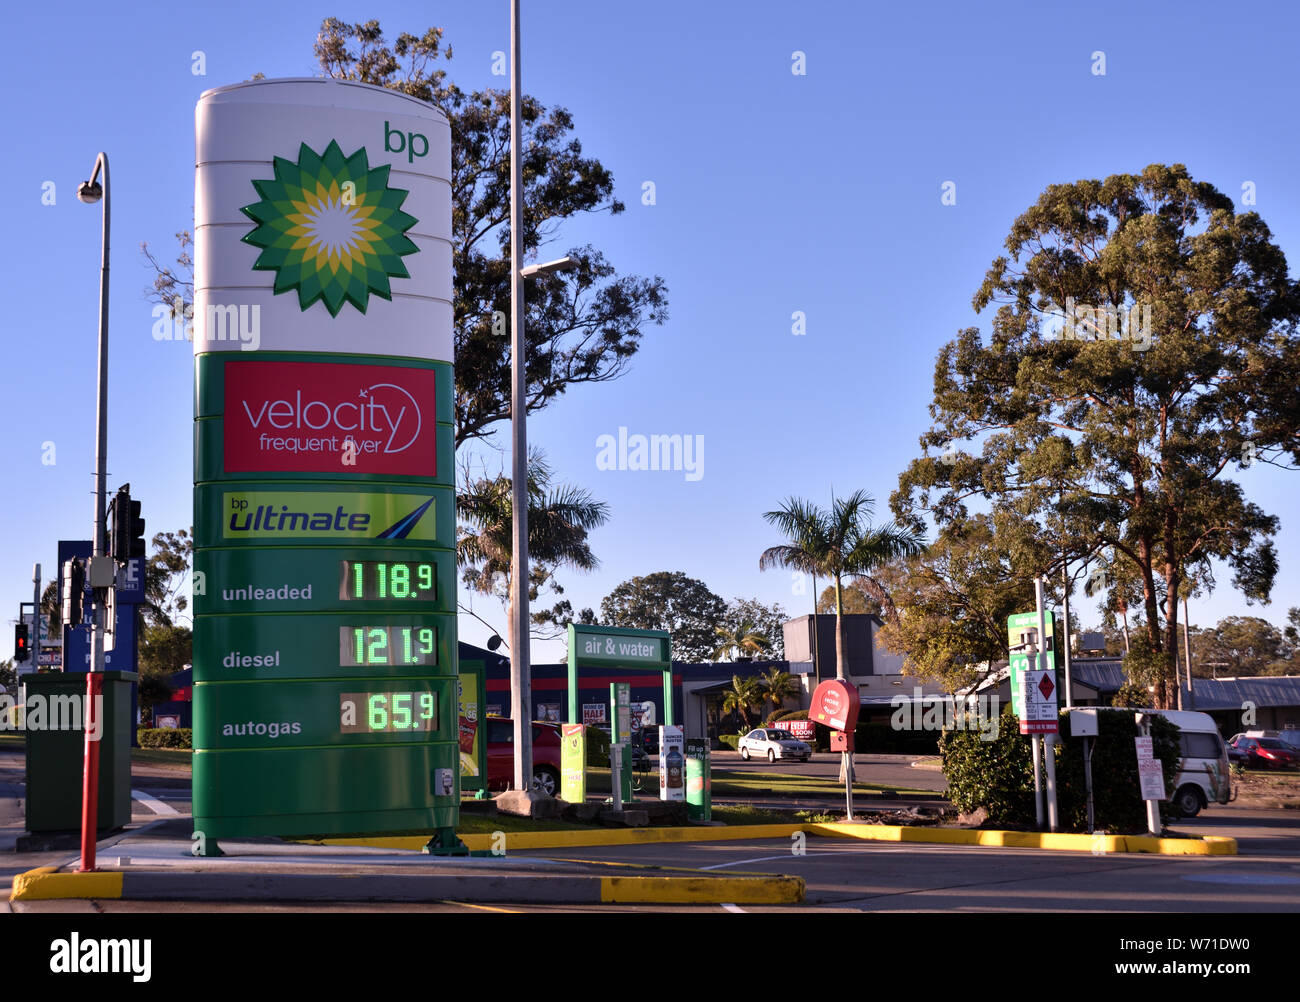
224;360;436;476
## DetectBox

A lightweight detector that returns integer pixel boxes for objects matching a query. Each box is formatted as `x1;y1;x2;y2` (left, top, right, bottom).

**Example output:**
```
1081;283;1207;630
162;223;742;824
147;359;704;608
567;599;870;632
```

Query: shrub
942;705;1183;833
719;734;741;751
1057;710;1180;833
139;727;192;749
941;705;1037;827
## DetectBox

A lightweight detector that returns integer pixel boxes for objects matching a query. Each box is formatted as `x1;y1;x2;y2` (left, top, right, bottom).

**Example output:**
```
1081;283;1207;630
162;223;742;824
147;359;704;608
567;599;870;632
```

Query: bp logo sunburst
240;140;419;317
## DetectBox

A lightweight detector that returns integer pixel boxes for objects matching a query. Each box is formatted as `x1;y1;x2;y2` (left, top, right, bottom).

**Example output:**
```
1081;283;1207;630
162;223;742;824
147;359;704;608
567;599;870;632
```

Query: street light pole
508;0;532;795
77;152;110;873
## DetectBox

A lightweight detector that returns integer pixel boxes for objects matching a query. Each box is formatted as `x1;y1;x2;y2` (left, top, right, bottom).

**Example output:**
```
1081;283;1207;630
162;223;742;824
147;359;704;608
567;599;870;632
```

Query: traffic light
14;623;29;662
110;484;146;563
62;557;86;628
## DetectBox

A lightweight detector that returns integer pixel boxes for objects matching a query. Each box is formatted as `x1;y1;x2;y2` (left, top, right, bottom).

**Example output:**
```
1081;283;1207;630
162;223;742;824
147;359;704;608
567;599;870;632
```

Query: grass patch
131;747;193;769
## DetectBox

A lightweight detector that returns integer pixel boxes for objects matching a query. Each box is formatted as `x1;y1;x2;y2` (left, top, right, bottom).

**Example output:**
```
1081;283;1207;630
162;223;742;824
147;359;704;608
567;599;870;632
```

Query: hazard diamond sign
1020;668;1059;735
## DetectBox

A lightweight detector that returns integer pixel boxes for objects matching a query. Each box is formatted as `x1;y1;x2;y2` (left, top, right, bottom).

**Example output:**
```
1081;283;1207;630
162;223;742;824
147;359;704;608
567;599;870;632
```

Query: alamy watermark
0;693;104;739
1044;297;1151;352
152;300;261;351
890;688;1000;741
595;427;704;482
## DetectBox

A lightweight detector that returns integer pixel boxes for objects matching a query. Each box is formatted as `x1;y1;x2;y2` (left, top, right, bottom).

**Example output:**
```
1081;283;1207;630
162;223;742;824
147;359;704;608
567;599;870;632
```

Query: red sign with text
223;360;437;476
809;679;861;733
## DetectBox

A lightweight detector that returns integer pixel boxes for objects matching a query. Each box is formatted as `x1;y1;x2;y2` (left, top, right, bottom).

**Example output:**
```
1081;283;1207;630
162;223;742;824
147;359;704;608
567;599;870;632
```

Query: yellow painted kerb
600;875;804;904
11;868;124;901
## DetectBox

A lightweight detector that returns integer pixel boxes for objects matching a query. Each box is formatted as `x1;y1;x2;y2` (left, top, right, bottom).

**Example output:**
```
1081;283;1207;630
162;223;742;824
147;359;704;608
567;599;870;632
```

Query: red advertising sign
776;719;815;741
224;360;437;476
809;679;861;733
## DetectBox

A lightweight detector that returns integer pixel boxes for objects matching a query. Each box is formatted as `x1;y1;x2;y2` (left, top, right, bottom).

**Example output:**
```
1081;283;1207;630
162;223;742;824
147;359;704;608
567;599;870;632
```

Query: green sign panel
1007;611;1057;717
567;623;673;732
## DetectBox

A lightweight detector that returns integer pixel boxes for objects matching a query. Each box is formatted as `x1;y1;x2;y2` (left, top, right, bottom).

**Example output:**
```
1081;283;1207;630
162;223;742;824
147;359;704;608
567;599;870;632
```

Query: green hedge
940;706;1181;833
139;727;192;749
719;734;741;751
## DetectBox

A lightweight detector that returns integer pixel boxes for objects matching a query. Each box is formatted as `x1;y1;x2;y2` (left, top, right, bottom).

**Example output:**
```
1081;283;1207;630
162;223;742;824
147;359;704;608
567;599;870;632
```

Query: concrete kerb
308;821;1237;856
9;820;1235;903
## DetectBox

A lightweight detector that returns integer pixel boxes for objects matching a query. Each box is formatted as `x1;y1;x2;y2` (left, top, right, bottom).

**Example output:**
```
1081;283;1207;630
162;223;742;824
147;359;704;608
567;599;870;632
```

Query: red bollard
79;672;104;872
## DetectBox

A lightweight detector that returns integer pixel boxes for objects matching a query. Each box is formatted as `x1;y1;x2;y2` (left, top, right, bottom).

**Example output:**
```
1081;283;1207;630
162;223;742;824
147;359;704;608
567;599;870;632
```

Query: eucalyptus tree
892;164;1299;708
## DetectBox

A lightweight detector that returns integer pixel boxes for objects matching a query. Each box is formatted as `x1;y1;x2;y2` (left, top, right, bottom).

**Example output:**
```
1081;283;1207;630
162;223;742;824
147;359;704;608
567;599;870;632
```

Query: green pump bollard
686;738;711;821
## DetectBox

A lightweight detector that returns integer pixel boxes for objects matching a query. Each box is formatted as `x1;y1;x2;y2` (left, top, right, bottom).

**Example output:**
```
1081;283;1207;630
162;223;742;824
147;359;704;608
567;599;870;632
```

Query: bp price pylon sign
192;78;456;844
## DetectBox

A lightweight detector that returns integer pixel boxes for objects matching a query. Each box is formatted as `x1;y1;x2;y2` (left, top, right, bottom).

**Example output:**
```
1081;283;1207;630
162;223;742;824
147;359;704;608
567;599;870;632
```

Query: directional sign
192;78;455;843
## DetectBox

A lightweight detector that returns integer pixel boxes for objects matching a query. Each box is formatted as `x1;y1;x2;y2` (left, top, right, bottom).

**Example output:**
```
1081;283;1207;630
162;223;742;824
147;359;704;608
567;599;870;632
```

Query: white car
738;727;812;763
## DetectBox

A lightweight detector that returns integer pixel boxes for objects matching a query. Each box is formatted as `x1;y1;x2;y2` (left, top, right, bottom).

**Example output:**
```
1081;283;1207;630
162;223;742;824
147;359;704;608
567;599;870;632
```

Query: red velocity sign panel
224;360;437;476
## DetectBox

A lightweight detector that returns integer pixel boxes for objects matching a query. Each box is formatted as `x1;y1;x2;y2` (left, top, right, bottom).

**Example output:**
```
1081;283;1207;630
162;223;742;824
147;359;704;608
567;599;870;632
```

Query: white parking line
131;789;180;816
721;903;747;913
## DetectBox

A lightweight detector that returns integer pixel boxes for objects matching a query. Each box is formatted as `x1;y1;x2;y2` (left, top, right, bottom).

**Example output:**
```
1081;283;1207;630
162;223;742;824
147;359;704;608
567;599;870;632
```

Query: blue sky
3;0;1298;663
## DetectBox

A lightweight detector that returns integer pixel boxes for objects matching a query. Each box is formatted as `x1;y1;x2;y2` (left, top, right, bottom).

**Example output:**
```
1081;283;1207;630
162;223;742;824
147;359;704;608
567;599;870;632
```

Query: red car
1227;735;1300;770
485;718;563;795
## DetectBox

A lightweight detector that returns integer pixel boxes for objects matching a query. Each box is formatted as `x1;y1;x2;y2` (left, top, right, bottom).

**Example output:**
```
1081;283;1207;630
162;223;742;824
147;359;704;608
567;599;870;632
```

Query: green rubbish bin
23;671;137;834
685;738;711;821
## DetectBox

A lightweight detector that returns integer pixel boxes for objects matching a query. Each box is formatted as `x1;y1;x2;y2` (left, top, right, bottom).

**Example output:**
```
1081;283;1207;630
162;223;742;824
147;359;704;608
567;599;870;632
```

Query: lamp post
76;152;110;872
507;0;579;795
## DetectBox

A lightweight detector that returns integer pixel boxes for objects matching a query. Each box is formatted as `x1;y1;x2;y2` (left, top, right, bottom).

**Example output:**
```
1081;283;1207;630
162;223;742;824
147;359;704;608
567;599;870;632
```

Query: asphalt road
6;744;1299;914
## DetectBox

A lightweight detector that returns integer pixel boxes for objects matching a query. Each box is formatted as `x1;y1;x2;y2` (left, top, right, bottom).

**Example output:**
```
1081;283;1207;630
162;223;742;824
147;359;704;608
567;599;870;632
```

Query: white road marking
131;789;180;816
721;903;747;913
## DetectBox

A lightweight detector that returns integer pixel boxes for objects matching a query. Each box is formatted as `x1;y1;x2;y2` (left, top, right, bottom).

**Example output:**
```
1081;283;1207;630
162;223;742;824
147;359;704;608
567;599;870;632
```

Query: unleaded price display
340;560;437;601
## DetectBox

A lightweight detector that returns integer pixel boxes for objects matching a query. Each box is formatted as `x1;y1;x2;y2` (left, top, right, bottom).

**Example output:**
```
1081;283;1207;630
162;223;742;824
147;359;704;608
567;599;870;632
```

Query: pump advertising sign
659;725;685;802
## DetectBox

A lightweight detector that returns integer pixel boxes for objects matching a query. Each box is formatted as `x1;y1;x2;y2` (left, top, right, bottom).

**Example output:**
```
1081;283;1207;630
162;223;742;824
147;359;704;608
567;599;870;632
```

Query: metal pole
843;750;853;822
31;564;41;673
1061;562;1073;708
1033;576;1057;828
1043;731;1060;833
89;152;110;672
81;152;109;873
1182;597;1195;711
1140;716;1161;837
811;572;821;688
1084;736;1095;834
1031;734;1045;829
508;0;533;794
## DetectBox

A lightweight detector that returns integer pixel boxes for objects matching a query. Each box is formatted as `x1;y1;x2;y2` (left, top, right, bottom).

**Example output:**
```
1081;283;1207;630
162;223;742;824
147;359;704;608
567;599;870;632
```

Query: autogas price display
340;626;437;666
339;691;438;734
340;560;436;601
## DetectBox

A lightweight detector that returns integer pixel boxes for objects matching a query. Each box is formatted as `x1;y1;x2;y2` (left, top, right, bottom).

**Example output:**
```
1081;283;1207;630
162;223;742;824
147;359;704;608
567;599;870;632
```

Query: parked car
737;727;812;763
1227;734;1300;770
485;717;563;795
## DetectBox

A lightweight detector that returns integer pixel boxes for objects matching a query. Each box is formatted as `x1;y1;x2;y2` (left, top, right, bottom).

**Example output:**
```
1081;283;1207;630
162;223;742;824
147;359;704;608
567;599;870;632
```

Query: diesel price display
340;626;437;666
340;560;436;600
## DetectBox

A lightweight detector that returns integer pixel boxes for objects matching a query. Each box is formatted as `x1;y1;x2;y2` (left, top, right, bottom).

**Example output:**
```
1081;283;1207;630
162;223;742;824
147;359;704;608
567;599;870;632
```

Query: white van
1091;708;1232;817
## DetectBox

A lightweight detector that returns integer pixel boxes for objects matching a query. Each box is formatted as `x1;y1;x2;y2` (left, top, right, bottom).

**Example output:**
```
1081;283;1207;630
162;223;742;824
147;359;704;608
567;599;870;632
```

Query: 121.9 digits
340;626;436;666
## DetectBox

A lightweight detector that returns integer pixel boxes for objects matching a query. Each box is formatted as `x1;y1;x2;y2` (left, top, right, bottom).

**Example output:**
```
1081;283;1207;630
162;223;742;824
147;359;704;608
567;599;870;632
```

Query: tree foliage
760;490;924;679
147;18;668;448
456;450;609;641
875;515;1033;691
598;571;728;663
726;597;788;659
893;164;1300;708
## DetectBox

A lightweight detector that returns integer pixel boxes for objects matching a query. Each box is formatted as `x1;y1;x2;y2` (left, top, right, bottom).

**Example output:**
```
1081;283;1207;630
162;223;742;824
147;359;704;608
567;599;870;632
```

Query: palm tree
712;619;772;662
759;666;798;716
760;489;924;683
457;450;610;640
720;674;764;731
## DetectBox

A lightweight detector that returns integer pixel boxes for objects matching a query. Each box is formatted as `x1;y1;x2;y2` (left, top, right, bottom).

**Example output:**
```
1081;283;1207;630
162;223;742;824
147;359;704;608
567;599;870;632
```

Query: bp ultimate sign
192;78;456;847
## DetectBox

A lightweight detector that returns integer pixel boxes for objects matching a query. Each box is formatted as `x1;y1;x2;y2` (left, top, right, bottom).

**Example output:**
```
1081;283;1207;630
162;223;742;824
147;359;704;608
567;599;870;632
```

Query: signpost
191;78;457;850
809;679;861;820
